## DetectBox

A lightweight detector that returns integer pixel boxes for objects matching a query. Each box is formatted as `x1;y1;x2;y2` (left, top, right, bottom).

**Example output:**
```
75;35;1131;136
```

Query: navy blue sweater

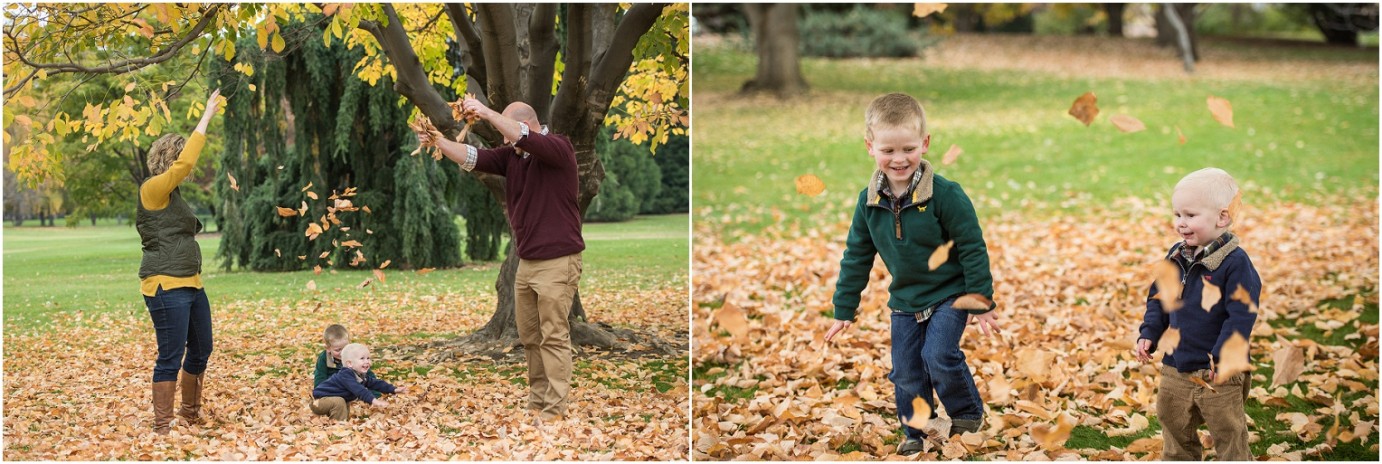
1139;234;1262;373
311;368;396;404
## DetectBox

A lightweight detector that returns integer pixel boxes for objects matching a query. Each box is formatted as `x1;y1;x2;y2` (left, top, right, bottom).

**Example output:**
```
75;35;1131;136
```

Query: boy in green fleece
824;93;1001;456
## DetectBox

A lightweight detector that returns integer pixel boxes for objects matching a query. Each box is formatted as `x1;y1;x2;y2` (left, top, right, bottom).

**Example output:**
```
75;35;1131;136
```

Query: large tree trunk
1104;3;1126;37
367;4;679;358
1156;3;1199;63
740;3;807;98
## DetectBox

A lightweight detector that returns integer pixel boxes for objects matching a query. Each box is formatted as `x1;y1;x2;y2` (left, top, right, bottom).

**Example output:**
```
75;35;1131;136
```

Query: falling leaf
1156;327;1181;356
1201;279;1221;312
1176;126;1187;144
1207;95;1235;128
313;265;322;275
1151;260;1183;312
357;278;371;288
298;201;308;217
711;302;749;342
274;248;281;257
1214;332;1254;385
1110;114;1146;133
276;207;298;217
794;174;825;197
416;268;435;275
1226;190;1243;225
305;223;323;239
902;396;931;430
1188;375;1218;393
380;260;392;269
307;191;319;200
1068;92;1098;126
1230;284;1255;310
363;206;372;214
297;255;306;260
928;240;954;271
1271;345;1306;388
372;269;386;283
305;280;316;291
913;3;947;17
941;144;962;165
227;172;240;191
318;251;330;259
952;293;992;311
1030;413;1076;450
340;240;364;248
301;182;314;192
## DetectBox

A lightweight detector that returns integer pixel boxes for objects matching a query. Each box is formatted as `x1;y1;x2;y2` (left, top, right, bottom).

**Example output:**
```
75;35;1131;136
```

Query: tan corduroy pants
310;397;349;421
1157;365;1252;461
515;253;582;420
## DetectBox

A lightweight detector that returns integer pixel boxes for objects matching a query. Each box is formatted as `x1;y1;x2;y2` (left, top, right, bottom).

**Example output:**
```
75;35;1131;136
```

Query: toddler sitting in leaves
310;343;403;420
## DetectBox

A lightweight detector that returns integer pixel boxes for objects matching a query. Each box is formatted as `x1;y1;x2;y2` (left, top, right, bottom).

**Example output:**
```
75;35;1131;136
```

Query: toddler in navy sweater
1135;167;1261;460
310;343;403;420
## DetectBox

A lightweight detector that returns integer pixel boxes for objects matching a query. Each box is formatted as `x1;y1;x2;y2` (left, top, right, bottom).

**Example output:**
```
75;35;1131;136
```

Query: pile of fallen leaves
4;285;689;460
693;193;1378;460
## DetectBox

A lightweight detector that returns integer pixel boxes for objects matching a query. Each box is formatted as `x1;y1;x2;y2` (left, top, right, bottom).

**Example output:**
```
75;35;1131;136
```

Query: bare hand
204;88;222;115
1134;338;1153;363
417;129;442;146
824;320;852;343
393;387;405;395
462;97;491;120
371;398;390;408
966;310;1001;336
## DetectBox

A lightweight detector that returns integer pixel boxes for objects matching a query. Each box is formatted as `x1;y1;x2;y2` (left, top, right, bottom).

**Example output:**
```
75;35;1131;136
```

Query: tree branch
445;3;487;92
526;3;559;121
8;4;223;76
550;4;592;134
358;4;460;138
476;4;520;107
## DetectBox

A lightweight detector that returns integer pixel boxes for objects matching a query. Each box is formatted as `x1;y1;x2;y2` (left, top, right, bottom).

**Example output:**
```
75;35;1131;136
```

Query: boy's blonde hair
1175;168;1239;211
865;93;927;141
340;343;369;363
146;133;186;176
324;324;350;345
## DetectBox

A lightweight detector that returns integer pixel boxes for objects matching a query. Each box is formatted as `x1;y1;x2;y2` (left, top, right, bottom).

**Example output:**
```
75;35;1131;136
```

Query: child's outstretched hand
371;398;391;408
967;311;1001;336
393;387;406;395
824;320;852;343
1134;339;1154;363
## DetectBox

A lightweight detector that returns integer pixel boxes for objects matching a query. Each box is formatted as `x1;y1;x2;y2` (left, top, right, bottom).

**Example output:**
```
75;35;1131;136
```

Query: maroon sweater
473;131;586;260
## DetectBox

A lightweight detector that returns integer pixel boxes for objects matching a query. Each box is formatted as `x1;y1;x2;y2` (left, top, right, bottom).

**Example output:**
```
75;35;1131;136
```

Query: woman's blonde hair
146;133;186;176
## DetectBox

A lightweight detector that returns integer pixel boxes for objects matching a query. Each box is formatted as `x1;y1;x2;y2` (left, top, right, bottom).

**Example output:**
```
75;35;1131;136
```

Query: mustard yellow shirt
139;132;206;297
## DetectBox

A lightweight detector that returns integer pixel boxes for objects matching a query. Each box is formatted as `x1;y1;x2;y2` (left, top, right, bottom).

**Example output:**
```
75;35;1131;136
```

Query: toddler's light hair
324;324;350;345
340;343;370;363
1175;167;1239;211
145;134;186;176
865;93;927;141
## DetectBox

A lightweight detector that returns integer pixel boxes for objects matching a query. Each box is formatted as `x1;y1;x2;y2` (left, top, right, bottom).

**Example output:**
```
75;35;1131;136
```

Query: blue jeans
889;298;984;439
144;286;213;382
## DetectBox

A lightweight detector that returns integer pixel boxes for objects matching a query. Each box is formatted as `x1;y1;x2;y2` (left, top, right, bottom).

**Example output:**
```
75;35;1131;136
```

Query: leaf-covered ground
693;194;1379;460
4;285;689;460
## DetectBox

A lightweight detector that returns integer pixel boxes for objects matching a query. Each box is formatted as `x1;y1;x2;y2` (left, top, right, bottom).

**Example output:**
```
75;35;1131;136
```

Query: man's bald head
502;102;540;128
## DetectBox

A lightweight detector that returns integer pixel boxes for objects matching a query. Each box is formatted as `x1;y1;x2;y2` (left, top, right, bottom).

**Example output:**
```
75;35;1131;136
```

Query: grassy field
693;35;1379;235
2;214;688;329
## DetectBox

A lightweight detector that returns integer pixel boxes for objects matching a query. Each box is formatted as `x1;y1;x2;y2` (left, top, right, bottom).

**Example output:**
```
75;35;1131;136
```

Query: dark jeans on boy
144;286;213;382
890;297;984;440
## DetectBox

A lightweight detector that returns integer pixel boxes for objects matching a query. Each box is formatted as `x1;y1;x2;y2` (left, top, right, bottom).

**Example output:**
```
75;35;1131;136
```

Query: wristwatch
517;122;530;142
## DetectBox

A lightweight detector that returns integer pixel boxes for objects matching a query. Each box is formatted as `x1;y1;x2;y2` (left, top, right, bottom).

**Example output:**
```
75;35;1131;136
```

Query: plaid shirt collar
875;168;924;202
1180;232;1234;264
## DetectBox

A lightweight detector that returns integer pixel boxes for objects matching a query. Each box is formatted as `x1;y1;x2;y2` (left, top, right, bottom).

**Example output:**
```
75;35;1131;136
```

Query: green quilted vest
137;187;203;279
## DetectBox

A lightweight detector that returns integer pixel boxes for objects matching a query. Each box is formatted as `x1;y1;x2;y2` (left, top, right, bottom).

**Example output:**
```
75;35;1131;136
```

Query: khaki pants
1157;365;1252;460
310;397;349;421
515;253;582;420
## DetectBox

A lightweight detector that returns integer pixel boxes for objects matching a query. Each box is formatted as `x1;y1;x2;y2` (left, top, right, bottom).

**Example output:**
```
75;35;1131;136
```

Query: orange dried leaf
794;174;826;197
1068;92;1098;126
1207;95;1235;128
1176;126;1187;145
1031;413;1076;450
902;396;931;430
1226;190;1243;225
1214;332;1254;385
305;223;324;239
941;144;962;165
952;293;992;311
711;302;749;341
306;280;317;291
319;251;330;259
301;182;314;192
363;206;372;214
1157;327;1181;356
276;206;298;217
372;269;386;283
227;172;240;191
298;201;308;217
416;268;435;275
1271;345;1306;388
913;3;948;17
1151;260;1183;312
357;278;372;288
928;240;954;271
306;191;319;200
1188;375;1218;393
1201;279;1221;312
274;248;281;257
380;260;392;269
341;240;364;248
1110;114;1146;133
313;265;322;275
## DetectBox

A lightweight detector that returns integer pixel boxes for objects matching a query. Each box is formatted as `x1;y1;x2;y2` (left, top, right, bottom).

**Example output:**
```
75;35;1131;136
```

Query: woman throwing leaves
136;89;221;435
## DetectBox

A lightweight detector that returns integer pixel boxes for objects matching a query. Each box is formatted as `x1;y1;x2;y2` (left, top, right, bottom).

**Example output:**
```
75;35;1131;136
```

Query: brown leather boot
177;372;204;426
152;381;177;435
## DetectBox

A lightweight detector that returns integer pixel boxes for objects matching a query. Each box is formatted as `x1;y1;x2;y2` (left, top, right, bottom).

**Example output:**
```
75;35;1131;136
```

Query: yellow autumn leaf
1201;279;1221;312
1151;260;1183;312
1068;92;1098;126
276;206;297;217
711;301;749;341
380;260;391;269
340;240;363;248
902;396;931;430
313;265;322;275
794;174;825;196
913;3;948;17
271;32;286;53
305;222;323;239
372;269;386;283
1213;332;1254;385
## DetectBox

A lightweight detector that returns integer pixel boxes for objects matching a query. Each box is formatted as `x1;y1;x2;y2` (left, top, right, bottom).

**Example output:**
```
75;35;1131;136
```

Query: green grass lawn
693;41;1379;236
2;213;688;329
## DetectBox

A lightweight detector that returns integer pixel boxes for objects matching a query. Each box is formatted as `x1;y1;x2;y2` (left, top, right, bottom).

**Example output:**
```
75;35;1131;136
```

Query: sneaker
897;438;925;456
950;417;982;436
